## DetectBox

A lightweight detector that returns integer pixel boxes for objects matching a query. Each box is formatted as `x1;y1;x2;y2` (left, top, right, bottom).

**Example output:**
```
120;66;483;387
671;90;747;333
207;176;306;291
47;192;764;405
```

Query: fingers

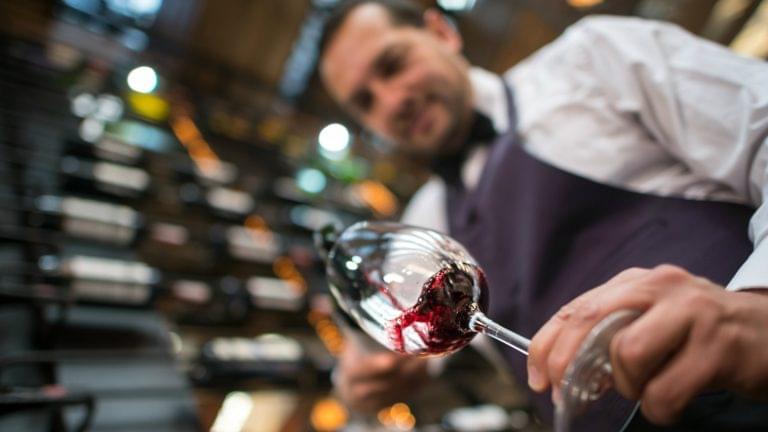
343;352;401;383
637;288;733;424
343;377;403;413
337;348;428;413
639;338;720;425
527;267;651;392
610;300;692;399
525;264;768;427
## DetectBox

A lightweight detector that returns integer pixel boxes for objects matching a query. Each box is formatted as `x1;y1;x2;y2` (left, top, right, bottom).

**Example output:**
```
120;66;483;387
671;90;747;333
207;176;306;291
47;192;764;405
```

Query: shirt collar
430;68;508;189
468;67;509;133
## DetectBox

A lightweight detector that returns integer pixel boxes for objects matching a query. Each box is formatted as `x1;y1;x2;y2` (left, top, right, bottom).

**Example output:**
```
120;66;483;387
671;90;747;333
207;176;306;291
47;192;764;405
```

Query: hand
335;339;429;413
526;264;768;425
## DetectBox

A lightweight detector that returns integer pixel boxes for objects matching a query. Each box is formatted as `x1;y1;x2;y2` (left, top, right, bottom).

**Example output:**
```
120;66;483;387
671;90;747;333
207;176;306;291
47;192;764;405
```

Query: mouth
406;104;434;141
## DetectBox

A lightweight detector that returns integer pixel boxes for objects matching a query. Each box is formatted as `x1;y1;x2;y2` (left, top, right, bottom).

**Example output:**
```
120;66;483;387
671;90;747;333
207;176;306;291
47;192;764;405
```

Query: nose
367;79;409;135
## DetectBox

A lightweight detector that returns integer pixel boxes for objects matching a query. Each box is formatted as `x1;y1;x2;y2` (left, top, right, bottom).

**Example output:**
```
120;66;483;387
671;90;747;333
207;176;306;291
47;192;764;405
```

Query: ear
422;9;463;53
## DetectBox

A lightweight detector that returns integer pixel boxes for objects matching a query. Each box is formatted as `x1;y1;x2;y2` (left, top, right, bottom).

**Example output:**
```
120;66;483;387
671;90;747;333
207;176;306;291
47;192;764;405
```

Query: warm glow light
273;256;307;293
354;180;398;217
391;403;410;417
127;92;169;121
170;112;221;175
245;215;268;232
307;310;344;356
126;66;158;93
395;413;416;430
310;398;348;431
379;403;415;430
567;0;604;8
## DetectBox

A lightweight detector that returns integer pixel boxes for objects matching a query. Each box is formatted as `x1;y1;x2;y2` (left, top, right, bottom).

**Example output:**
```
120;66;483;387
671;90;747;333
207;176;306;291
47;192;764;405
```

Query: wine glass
316;221;638;429
556;310;640;432
315;221;530;357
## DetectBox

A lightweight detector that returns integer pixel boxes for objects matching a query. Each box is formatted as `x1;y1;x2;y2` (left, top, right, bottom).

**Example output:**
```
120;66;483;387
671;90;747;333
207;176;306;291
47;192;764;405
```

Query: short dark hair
318;0;425;59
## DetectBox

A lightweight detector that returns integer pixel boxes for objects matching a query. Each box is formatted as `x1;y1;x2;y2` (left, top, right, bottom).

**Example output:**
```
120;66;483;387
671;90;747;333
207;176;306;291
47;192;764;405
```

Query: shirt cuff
727;239;768;291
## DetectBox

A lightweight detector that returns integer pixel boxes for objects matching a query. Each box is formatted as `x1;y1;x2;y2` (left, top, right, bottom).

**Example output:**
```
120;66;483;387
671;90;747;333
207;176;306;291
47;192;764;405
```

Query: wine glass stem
469;312;530;356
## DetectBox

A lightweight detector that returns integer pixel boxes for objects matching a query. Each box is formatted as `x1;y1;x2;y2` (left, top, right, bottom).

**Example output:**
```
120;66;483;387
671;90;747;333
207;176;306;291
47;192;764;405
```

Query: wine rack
0;32;367;431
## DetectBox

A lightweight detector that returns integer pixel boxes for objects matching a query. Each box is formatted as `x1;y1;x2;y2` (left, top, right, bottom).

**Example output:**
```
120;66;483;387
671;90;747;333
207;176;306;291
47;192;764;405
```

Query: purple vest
445;85;754;430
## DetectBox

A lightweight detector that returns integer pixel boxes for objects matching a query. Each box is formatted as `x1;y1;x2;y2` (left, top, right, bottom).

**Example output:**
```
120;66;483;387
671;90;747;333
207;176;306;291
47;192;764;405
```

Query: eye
375;45;408;78
378;54;403;78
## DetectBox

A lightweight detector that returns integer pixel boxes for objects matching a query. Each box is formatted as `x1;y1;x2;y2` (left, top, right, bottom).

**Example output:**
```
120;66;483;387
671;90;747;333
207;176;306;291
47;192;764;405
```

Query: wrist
725;288;768;397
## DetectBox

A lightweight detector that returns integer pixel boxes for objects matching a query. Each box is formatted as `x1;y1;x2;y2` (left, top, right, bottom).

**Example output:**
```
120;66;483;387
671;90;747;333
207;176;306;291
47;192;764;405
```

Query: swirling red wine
387;264;487;355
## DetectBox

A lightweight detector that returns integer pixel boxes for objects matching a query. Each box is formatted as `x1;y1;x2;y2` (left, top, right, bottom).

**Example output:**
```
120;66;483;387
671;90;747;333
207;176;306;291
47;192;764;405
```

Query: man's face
320;4;473;158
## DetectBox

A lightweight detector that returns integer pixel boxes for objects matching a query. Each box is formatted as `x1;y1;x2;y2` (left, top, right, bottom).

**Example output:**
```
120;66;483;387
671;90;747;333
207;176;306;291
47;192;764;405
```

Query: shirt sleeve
562;15;768;290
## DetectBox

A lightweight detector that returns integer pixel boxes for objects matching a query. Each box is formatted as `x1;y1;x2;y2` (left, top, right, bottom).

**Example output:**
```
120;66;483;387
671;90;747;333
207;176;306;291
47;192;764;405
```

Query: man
318;0;768;429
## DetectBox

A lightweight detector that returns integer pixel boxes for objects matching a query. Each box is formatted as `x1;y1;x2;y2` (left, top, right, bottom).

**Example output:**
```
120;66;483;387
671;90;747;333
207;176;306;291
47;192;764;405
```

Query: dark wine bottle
27;195;143;245
192;334;305;384
177;181;256;221
59;156;150;199
208;223;282;264
173;158;239;187
64;136;146;166
34;254;159;307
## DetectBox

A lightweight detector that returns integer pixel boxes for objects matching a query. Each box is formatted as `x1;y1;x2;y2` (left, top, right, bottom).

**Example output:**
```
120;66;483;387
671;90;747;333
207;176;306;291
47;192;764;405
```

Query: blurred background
0;0;766;431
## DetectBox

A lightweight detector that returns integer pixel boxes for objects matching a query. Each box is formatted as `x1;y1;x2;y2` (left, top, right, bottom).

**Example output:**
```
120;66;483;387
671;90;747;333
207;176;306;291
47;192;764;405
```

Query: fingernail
527;364;545;391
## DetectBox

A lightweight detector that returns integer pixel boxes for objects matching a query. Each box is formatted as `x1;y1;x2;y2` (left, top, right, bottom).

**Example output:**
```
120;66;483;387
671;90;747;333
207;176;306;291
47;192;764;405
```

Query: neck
430;110;497;186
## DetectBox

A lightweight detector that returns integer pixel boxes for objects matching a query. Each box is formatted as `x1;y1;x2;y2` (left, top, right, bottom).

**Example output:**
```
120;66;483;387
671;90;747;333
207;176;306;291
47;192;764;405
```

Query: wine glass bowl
318;221;488;356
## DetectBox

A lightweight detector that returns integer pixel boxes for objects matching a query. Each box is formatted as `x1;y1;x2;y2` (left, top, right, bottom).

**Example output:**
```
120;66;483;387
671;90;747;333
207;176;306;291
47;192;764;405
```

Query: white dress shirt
402;15;768;291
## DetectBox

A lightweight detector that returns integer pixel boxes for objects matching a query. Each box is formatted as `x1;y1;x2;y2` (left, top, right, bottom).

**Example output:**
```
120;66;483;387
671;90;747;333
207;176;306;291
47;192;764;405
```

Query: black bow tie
432;111;498;187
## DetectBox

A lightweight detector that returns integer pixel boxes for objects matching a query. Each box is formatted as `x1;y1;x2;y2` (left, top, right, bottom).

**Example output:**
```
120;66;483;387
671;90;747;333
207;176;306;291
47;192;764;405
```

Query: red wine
387;264;488;355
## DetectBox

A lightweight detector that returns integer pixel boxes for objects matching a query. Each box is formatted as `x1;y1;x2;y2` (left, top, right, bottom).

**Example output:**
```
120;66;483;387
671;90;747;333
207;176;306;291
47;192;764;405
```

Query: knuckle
619;267;648;279
555;303;576;321
642;384;678;424
615;332;646;366
684;290;719;313
572;300;601;323
651;264;689;284
716;326;741;354
555;298;601;325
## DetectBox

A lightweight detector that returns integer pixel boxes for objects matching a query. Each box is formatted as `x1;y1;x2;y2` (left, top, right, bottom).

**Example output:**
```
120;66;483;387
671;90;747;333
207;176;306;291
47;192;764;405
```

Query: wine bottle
172;276;251;326
208;223;282;264
64;136;146;166
173;158;239;187
138;220;216;272
246;276;305;311
59;156;150;199
36;254;159;307
193;334;304;384
27;195;142;245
